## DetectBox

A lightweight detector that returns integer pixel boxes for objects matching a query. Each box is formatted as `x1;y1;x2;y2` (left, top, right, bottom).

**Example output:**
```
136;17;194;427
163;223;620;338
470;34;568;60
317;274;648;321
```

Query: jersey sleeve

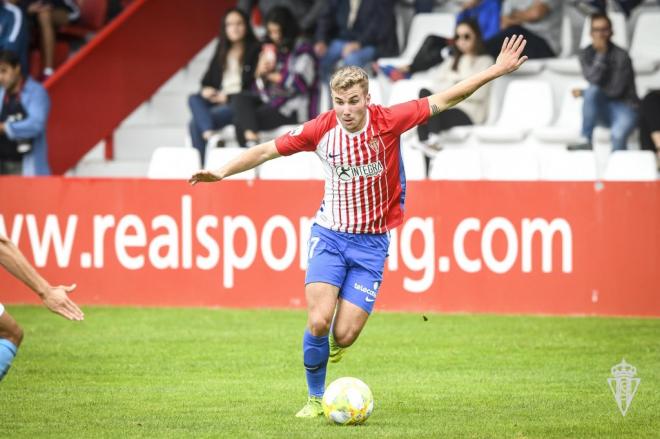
274;119;319;156
382;97;431;136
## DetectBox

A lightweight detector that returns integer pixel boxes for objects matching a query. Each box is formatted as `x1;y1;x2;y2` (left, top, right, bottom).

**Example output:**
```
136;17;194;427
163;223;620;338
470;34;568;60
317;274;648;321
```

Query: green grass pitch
1;306;658;438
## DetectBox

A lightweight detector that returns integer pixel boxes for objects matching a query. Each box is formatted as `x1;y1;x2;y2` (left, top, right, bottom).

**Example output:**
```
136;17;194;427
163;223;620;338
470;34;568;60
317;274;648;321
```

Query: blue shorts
305;224;390;314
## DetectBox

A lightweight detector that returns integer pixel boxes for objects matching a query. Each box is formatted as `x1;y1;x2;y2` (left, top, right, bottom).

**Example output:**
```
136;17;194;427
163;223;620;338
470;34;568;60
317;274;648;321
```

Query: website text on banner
0;178;658;316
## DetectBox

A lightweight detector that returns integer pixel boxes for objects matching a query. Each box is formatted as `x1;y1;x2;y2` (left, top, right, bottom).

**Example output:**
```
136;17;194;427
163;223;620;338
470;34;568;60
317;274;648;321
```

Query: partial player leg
330;298;370;363
0;306;24;381
296;282;339;418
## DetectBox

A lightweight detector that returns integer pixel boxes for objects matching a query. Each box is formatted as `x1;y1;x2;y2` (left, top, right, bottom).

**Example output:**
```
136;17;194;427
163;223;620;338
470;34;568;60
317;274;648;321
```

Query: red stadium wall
45;0;234;174
0;178;658;316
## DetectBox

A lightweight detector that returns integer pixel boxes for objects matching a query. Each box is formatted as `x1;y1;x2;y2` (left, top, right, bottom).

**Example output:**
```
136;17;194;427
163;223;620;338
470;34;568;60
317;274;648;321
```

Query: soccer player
0;234;84;381
189;35;528;417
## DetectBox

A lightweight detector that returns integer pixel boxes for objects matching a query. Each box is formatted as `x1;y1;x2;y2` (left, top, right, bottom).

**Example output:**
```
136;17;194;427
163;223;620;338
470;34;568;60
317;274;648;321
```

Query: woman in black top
188;8;260;163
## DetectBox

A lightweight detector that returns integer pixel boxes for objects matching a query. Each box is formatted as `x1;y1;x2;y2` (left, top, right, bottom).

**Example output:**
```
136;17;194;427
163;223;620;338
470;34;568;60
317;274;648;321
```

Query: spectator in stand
572;0;648;17
231;6;318;148
485;0;562;59
237;0;325;36
0;49;50;175
188;8;260;161
314;0;398;80
21;0;81;79
639;90;660;167
0;1;29;74
568;13;638;151
417;19;493;154
377;0;500;81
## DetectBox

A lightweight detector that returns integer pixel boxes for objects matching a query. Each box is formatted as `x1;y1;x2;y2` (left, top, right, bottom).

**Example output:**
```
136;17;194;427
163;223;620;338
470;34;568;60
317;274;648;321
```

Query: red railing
45;0;233;174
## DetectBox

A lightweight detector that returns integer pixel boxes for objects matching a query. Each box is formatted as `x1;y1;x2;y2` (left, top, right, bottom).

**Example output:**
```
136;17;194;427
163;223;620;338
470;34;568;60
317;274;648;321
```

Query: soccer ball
322;377;374;425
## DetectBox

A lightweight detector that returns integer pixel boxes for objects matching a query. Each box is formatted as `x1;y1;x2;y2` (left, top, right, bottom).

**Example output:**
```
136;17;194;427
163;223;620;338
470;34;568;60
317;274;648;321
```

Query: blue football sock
0;338;18;381
302;330;329;398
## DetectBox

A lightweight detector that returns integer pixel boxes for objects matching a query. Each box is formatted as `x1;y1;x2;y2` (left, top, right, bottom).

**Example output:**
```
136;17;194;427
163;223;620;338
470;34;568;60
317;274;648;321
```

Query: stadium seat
481;148;540;180
546;12;627;74
376;13;456;68
603;151;658;181
205;147;256;180
387;78;432;106
428;148;481;180
532;81;587;144
539;149;598;181
258;152;323;180
401;146;426;180
368;78;384;105
147;147;201;179
474;80;554;142
629;12;660;74
58;0;109;38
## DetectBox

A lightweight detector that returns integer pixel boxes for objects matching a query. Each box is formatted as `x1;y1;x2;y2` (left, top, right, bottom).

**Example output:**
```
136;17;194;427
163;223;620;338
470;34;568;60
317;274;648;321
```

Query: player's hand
188;169;222;185
494;34;528;75
42;284;84;321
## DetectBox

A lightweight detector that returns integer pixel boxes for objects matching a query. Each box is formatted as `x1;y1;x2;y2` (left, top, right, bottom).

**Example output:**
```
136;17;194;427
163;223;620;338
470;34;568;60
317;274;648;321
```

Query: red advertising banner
0;177;658;316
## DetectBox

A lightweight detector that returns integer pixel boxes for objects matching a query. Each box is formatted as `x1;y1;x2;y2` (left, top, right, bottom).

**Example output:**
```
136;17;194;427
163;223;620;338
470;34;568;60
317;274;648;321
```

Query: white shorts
0;303;4;317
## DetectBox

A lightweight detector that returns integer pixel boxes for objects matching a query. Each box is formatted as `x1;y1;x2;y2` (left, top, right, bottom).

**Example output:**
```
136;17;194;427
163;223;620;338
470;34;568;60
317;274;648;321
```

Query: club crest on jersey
335;161;384;181
288;125;304;136
367;138;380;153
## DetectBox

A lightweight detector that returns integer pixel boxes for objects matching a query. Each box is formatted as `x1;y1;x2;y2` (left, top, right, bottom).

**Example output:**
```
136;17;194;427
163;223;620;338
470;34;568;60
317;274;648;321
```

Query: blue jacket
456;0;501;40
1;77;51;175
315;0;398;57
0;2;29;74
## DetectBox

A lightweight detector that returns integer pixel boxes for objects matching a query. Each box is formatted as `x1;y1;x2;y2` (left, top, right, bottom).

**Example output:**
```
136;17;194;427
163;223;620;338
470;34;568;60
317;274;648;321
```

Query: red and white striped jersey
275;99;430;234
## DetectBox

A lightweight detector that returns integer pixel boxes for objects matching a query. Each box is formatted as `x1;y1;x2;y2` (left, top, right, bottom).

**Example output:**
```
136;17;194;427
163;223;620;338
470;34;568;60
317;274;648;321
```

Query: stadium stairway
46;0;233;175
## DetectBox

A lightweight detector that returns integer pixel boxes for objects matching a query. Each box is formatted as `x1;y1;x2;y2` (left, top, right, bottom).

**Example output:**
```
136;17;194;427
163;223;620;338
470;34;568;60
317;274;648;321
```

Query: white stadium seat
481;148;539;180
401;146;426;180
205;147;256;180
474;80;554;143
377;13;456;68
532;81;587;144
429;148;481;180
539;149;598;181
258;152;323;180
629;12;660;74
603;151;658;181
147;146;201;179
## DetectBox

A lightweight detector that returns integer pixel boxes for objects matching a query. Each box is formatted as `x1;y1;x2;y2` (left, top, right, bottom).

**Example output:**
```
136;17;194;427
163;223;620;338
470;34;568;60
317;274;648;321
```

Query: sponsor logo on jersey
288;125;304;136
335;161;384;181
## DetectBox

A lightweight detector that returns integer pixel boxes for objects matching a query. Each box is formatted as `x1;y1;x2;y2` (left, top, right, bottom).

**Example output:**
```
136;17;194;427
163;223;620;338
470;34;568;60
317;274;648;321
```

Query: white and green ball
322;377;374;425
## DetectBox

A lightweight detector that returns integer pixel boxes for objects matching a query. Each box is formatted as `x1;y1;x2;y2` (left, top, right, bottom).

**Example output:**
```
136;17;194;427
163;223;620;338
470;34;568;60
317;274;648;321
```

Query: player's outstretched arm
188;140;281;185
427;34;528;116
0;235;84;321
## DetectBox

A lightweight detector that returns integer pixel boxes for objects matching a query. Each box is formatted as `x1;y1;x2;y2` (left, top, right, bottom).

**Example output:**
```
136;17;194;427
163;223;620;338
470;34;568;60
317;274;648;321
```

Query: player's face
225;11;246;43
332;85;371;133
0;63;21;91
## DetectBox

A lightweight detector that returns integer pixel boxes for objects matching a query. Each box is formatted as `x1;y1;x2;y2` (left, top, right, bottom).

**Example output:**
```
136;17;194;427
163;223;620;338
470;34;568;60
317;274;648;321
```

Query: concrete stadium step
113;126;188;161
122;94;191;127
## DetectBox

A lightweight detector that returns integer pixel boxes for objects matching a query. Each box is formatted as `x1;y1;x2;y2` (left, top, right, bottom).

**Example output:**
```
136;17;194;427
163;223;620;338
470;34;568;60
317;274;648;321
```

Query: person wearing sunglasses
416;18;493;155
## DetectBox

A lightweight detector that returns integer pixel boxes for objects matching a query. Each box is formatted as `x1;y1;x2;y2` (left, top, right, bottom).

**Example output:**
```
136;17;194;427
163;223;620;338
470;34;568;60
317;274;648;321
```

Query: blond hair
329;66;369;95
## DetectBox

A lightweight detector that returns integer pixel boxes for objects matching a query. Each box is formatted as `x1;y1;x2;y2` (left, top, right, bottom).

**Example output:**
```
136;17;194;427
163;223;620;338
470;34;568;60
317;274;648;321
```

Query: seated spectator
0;1;29;74
639;90;660;166
568;13;638;151
21;0;81;79
237;0;325;36
417;19;493;154
0;49;50;175
486;0;563;59
232;6;318;147
314;0;397;80
573;0;646;17
187;8;260;161
378;0;500;81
